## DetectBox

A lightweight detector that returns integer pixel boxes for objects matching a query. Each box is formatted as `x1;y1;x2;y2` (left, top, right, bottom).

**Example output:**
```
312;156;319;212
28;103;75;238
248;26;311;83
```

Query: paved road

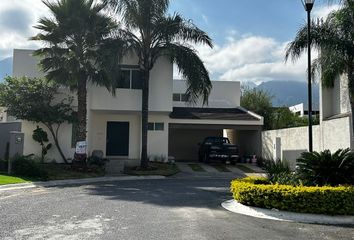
0;176;353;240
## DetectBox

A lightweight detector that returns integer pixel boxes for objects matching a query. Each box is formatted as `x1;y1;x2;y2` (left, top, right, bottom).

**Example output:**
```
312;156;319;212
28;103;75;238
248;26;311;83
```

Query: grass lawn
209;163;231;172
0;174;30;185
235;164;256;173
124;162;180;176
40;164;105;180
188;163;206;172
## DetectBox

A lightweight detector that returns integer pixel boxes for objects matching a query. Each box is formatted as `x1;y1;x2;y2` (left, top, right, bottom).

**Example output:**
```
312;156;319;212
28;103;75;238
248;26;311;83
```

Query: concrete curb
221;199;354;226
0;175;165;192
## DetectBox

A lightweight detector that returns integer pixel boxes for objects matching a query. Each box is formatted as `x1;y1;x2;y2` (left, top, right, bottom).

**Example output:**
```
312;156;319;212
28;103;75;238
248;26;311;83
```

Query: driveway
0;177;352;240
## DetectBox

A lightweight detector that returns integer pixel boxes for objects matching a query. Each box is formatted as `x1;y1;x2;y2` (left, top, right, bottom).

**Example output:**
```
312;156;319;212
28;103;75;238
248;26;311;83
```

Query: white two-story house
7;49;263;163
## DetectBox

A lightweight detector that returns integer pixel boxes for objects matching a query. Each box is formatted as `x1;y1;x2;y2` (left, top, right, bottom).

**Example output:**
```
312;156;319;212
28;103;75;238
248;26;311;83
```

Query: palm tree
285;1;354;118
104;0;213;168
32;0;122;159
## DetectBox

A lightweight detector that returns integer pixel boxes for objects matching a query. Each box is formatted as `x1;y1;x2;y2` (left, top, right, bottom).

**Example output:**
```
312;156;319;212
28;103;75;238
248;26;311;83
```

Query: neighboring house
1;49;263;162
289;103;319;117
263;74;353;167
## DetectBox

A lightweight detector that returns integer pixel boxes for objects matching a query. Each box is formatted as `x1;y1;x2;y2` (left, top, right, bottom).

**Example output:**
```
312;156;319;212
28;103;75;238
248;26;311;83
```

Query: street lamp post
302;0;315;152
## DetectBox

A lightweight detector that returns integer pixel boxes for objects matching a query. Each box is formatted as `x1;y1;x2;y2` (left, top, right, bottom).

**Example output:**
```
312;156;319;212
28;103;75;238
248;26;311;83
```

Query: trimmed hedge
231;177;354;215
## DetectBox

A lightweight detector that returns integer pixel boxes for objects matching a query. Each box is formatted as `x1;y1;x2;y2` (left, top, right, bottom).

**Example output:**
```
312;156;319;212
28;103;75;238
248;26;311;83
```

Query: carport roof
169;107;260;121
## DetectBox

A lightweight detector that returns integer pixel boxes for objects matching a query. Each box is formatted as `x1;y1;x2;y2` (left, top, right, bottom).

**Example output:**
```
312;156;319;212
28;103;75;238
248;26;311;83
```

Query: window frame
172;93;188;102
117;66;142;90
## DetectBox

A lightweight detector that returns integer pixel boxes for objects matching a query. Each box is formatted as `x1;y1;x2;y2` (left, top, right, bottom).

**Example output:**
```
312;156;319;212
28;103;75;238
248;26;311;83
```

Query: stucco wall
321;75;351;119
88;112;141;159
88;112;170;159
147;114;170;158
173;80;241;108
21;121;75;163
233;130;262;157
89;56;173;112
13;49;43;78
262;116;352;168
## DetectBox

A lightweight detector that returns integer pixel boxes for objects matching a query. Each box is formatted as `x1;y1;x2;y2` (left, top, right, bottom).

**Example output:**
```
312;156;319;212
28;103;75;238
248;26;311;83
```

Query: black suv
198;137;239;164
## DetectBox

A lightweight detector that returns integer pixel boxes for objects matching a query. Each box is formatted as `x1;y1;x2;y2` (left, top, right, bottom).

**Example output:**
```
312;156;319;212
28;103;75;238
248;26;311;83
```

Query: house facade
5;49;263;163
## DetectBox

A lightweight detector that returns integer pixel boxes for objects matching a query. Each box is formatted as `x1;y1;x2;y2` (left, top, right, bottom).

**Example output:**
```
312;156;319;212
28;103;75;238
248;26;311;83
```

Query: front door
106;122;129;156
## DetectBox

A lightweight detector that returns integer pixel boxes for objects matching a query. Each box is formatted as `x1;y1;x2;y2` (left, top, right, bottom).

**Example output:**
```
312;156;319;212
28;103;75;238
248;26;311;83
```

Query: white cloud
313;3;340;19
174;34;315;84
0;0;47;59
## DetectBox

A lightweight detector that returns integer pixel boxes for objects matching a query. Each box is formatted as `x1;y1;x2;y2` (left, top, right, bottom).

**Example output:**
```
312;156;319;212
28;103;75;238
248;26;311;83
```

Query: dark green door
106;122;129;156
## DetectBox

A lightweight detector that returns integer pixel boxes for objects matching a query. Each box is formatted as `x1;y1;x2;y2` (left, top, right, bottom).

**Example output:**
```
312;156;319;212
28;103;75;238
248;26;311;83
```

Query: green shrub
231;177;354;215
264;159;296;184
12;155;49;180
296;149;354;186
0;160;7;172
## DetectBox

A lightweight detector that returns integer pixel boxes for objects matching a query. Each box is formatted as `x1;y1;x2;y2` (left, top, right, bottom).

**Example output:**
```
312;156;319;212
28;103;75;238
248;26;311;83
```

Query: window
172;93;188;102
131;70;143;89
148;122;164;131
173;93;181;101
155;122;164;131
117;70;131;88
181;94;188;102
117;68;142;90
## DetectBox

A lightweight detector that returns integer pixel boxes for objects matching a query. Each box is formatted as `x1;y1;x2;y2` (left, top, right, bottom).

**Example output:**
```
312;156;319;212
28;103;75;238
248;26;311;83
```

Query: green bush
231;177;354;215
12;155;49;180
263;159;298;185
296;149;354;186
0;160;7;172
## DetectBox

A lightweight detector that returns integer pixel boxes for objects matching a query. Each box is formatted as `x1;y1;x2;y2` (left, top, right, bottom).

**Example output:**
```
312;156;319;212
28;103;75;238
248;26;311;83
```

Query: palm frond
151;13;213;48
163;43;211;104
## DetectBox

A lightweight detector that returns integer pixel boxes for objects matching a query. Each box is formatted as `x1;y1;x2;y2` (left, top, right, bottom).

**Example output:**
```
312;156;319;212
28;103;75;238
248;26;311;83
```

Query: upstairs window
173;93;188;102
117;68;142;90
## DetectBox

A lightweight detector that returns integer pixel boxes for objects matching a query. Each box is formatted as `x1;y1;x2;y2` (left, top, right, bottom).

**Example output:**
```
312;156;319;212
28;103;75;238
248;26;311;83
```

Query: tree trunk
47;124;68;164
347;62;354;141
140;69;150;169
77;77;87;142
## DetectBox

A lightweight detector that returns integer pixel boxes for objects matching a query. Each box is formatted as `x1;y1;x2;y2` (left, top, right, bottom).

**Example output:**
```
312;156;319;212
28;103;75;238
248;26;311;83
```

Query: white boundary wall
262;116;353;168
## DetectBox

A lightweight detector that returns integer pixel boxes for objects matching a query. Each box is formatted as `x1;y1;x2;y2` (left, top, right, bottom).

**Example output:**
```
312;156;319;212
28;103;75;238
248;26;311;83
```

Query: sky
0;0;340;84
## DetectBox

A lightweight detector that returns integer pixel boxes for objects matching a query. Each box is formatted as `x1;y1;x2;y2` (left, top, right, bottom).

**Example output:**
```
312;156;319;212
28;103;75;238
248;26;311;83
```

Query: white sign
75;141;87;154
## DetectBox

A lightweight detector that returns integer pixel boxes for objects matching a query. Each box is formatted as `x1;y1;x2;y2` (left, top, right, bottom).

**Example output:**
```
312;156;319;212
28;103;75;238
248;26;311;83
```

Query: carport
168;107;263;162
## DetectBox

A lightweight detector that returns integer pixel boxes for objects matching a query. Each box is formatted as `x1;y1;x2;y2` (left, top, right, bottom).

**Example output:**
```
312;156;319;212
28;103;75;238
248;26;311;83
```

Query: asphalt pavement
0;176;352;240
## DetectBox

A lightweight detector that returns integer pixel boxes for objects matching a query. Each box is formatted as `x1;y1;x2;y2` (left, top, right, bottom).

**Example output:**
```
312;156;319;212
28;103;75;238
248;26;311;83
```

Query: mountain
241;81;257;89
256;80;320;109
0;57;12;82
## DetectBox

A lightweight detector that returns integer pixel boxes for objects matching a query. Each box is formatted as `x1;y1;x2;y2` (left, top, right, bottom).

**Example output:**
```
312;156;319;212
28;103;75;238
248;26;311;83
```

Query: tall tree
286;1;354;121
241;88;273;130
0;77;74;163
32;0;121;154
104;0;213;168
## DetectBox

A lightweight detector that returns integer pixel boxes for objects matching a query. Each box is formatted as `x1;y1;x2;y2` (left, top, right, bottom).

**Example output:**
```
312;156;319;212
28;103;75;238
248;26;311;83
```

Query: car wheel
198;154;203;162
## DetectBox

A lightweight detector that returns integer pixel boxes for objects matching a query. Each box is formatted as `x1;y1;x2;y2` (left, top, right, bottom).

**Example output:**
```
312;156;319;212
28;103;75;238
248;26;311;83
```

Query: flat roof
169;107;260;121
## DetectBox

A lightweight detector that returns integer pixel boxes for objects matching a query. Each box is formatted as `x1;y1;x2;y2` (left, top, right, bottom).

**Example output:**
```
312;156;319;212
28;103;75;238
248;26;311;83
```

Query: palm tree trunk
77;77;87;143
347;63;354;140
141;69;150;169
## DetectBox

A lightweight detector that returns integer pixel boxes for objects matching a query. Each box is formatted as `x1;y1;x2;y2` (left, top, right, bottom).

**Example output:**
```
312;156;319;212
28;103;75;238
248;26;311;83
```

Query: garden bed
124;162;180;176
230;177;354;215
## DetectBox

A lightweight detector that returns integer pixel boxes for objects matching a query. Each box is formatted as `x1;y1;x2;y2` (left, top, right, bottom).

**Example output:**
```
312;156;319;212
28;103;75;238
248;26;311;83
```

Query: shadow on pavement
83;177;234;209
